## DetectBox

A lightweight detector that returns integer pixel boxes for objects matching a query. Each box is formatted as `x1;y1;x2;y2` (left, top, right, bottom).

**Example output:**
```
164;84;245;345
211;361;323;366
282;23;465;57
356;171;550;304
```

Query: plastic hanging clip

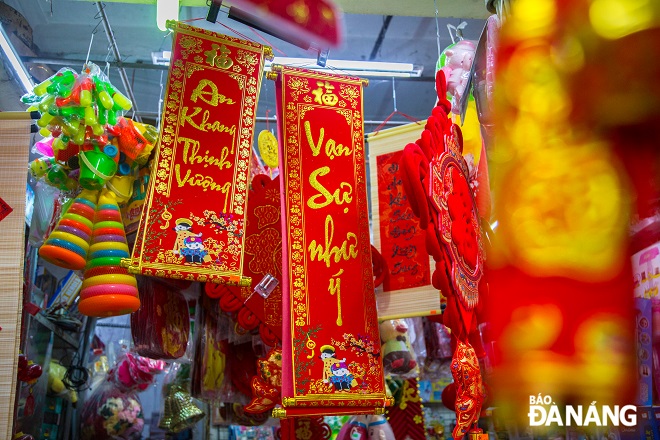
254;273;279;299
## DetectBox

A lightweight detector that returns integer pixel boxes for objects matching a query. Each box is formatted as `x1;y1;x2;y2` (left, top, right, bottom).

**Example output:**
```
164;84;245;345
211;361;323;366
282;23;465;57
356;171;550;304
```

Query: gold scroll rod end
281;397;296;407
239;276;252;287
264;46;275;62
267;64;283;81
120;258;140;274
165;20;178;31
271;407;287;419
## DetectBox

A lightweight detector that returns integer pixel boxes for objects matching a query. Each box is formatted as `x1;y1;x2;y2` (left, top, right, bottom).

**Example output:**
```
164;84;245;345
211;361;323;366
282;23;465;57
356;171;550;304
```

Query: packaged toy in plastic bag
190;295;229;401
80;353;164;440
379;319;419;377
131;276;190;359
422;317;453;378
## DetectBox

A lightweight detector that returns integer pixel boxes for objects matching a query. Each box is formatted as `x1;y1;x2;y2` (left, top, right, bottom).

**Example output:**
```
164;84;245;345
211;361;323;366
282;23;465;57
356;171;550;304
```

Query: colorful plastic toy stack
77;190;140;317
39;190;99;270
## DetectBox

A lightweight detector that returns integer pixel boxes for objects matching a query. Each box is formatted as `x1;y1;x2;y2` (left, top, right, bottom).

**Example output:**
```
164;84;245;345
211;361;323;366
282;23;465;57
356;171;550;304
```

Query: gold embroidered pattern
287;76;310;100
179;35;203;59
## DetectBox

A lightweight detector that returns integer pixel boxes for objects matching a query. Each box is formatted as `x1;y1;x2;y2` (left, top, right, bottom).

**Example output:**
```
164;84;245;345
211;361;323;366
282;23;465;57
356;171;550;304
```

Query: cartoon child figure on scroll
321;345;344;383
180;236;210;264
173;218;202;255
330;361;357;391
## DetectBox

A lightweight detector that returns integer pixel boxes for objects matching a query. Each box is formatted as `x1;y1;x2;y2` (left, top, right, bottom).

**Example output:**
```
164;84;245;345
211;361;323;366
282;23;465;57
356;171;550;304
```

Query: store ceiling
69;0;491;19
0;0;487;126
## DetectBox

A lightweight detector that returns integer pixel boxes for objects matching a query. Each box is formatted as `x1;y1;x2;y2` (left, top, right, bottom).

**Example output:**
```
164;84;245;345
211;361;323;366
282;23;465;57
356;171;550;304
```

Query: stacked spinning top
39;189;98;270
78;190;140;317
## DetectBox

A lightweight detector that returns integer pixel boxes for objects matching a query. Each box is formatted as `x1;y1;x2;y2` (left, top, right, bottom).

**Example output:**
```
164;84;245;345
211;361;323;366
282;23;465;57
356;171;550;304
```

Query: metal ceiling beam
21;56;435;81
95;2;142;122
368;16;393;61
69;0;490;19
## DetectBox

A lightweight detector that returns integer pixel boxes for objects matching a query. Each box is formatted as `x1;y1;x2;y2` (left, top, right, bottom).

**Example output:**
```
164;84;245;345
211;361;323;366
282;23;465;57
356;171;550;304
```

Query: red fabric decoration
126;22;270;285
131;277;189;359
280;417;332;440
205;174;283;346
399;71;486;439
374;147;434;293
228;342;259;399
371;245;387;288
385;378;426;440
272;65;386;416
0;196;12;222
450;340;484;439
245;347;283;414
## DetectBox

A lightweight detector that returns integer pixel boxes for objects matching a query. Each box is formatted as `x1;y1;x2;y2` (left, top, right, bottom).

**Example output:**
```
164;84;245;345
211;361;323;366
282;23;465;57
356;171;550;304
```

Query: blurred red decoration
399;71;486;439
227;0;342;48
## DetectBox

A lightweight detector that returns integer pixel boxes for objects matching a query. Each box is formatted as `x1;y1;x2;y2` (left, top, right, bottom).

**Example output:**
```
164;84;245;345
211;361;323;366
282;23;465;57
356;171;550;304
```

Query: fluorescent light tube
157;0;179;32
267;57;422;77
0;23;33;92
149;51;422;78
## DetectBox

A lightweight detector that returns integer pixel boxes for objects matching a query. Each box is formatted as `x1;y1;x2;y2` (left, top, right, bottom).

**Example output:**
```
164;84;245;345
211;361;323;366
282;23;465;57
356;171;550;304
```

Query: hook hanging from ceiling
433;0;442;61
447;21;468;44
371;79;420;135
392;77;398;112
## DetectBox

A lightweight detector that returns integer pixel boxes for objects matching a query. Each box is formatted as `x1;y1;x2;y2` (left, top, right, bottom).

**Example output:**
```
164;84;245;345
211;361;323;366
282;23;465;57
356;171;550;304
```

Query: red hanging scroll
123;22;272;285
367;124;441;319
268;66;388;418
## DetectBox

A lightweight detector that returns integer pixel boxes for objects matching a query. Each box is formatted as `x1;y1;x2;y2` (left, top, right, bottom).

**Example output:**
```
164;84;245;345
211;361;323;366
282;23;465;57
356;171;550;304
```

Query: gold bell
165;385;205;433
158;391;173;431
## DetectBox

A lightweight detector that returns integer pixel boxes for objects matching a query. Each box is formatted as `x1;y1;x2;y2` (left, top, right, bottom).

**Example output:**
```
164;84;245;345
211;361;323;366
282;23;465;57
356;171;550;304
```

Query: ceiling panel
68;0;490;19
1;0;487;122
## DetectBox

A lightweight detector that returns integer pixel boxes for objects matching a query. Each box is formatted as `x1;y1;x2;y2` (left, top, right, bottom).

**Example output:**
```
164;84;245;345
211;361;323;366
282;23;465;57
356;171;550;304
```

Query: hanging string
103;44;112;77
181;17;205;23
216;21;259;45
157;69;165;130
265;108;271;132
392;77;398;112
371;111;420;135
433;0;442;61
372;78;421;135
84;32;95;68
247;27;287;56
84;19;104;68
323;65;363;79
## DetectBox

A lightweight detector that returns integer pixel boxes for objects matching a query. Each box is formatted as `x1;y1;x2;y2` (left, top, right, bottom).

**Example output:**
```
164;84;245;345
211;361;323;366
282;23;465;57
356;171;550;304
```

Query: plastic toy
39;189;99;270
77;190;140;317
379;319;417;375
336;415;369;440
29;157;77;191
23;63;134;199
439;39;476;115
47;361;78;404
367;415;395;440
78;145;118;190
